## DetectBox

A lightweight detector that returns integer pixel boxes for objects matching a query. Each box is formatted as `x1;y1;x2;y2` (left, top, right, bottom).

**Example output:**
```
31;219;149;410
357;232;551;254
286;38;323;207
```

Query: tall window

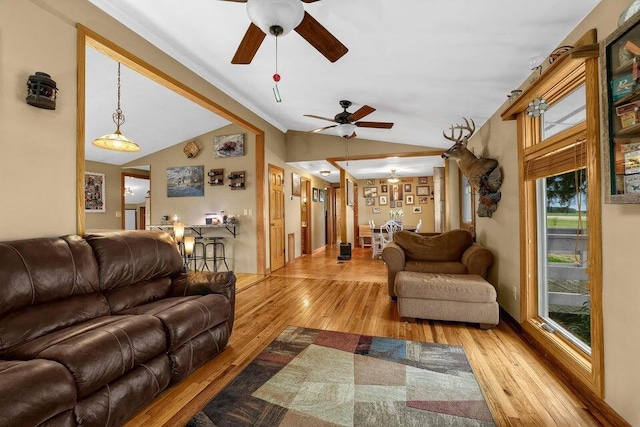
502;45;603;396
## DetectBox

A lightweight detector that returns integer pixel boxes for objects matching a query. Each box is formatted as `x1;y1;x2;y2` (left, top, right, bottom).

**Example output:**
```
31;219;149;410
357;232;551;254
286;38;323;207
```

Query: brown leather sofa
381;229;494;298
0;230;235;427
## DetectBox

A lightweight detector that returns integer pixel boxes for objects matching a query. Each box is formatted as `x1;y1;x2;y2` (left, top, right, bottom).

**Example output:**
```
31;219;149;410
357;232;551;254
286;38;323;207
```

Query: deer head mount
442;117;503;218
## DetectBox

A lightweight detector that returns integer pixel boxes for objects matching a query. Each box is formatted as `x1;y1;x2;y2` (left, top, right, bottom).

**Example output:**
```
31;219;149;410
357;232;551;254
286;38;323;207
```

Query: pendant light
92;62;140;152
387;169;400;183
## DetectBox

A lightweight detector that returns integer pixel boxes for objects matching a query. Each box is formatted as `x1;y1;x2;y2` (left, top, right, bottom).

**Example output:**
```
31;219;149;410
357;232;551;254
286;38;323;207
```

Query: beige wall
84;160;124;230
285;130;438;161
357;176;436;233
128;124;258;273
0;0;77;239
472;1;638;423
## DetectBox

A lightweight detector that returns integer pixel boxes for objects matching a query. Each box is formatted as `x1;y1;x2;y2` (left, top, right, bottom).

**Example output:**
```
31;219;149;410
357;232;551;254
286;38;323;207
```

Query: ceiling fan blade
355;121;394;129
304;114;337;123
217;0;247;2
231;23;266;64
301;0;321;2
294;12;348;63
348;105;376;122
307;125;337;134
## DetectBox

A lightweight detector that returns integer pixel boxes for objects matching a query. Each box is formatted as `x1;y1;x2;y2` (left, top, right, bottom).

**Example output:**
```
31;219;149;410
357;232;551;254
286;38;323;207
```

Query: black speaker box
338;242;352;260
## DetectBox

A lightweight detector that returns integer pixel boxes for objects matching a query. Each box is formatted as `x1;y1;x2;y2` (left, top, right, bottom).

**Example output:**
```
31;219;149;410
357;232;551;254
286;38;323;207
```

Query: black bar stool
184;236;205;272
202;236;229;272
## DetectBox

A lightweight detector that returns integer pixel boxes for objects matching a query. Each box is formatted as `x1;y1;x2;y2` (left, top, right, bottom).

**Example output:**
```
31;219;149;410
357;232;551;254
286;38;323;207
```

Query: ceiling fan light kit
246;0;304;36
336;123;357;138
387;169;400;184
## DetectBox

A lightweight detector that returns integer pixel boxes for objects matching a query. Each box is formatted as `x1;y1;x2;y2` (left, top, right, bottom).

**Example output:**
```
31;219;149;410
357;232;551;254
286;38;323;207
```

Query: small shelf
208;169;224;186
615;122;640;137
228;171;245;190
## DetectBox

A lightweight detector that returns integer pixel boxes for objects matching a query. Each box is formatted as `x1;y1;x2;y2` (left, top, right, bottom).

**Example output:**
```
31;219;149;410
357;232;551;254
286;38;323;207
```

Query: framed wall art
417;185;431;196
346;179;355;206
381;184;388;193
313;187;319;202
413;206;422;213
85;171;105;213
291;172;301;196
418;177;428;184
213;133;245;158
406;195;414;205
404;184;412;192
167;166;205;197
373;207;381;214
365;198;375;206
363;186;378;198
379;195;388;205
319;189;325;202
418;196;429;204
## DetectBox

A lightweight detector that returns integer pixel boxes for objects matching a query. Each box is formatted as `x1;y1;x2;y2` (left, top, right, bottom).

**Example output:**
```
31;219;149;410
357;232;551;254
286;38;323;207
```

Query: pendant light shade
92;62;140;152
387;169;400;183
246;0;304;36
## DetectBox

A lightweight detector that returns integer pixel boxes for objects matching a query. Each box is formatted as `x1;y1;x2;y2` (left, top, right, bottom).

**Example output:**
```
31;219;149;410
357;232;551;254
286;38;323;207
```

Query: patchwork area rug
188;326;495;426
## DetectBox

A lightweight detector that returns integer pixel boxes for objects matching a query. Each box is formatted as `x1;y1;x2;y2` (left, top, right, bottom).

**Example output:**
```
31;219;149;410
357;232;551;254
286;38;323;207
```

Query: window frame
502;39;604;397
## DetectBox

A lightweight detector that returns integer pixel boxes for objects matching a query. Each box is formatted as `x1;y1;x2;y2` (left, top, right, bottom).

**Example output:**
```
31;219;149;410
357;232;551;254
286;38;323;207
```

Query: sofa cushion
0;293;110;352
118;295;231;350
84;231;183;291
104;277;173;313
5;315;166;399
405;260;468;275
74;354;171;427
393;229;473;262
0;359;76;427
0;236;99;317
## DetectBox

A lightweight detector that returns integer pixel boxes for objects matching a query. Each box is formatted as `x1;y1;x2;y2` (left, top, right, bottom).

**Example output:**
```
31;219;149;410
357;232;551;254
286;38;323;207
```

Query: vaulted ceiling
85;0;600;180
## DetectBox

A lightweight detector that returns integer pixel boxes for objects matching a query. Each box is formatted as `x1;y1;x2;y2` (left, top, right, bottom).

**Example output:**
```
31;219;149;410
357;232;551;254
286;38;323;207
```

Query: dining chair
381;220;401;246
371;221;383;259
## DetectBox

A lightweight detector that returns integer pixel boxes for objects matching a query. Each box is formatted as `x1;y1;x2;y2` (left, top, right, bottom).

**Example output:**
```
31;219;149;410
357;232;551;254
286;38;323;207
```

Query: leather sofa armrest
170;271;235;300
170;272;236;331
461;243;494;279
381;242;406;297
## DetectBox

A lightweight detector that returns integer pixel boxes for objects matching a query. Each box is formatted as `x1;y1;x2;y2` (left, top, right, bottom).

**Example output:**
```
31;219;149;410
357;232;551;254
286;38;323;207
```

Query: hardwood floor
125;246;605;427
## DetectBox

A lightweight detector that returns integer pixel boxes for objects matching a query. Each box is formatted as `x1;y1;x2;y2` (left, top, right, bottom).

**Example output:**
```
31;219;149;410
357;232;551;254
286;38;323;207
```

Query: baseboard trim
500;308;630;427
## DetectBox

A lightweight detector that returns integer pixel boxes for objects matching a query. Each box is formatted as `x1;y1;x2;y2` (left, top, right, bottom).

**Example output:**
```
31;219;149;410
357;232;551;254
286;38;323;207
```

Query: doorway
121;172;150;230
268;164;285;272
301;178;311;255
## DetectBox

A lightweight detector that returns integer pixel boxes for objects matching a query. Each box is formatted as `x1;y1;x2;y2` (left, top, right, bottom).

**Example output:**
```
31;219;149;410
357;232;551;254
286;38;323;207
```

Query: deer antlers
443;118;476;144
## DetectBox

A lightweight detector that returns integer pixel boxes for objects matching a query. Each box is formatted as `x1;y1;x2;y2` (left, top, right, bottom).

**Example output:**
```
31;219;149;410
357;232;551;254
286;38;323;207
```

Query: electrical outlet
512;284;517;300
243;209;248;216
248;209;253;216
115;211;121;218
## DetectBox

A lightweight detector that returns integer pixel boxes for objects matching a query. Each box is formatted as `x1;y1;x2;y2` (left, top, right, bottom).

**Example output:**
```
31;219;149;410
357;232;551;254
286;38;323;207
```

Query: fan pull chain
272;35;282;103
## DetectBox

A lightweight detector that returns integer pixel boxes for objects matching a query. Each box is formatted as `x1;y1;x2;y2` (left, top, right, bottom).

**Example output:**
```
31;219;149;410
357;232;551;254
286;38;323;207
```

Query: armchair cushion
393;229;473;262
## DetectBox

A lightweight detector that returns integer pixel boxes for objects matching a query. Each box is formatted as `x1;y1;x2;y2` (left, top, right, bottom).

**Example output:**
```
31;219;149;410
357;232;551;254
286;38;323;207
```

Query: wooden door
335;188;342;243
269;165;285;271
139;206;146;230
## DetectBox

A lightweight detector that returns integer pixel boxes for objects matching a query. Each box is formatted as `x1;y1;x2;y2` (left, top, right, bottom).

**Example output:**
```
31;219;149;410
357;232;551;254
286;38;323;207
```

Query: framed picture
390;201;396;208
381;184;388;193
404;184;412;192
312;187;319;202
390;184;403;202
396;201;403;208
417;185;431;196
85;171;106;213
373;207;381;214
363;186;378;198
366;179;375;185
418;177;428;184
413;206;422;213
319;189;325;202
418;196;429;204
347;179;355;206
292;172;301;196
379;195;388;205
167;166;204;197
406;195;414;205
365;197;375;206
213;133;245;158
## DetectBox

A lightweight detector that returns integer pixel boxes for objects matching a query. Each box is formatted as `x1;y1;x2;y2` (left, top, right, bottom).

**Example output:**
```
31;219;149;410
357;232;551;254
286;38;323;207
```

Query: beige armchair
382;229;494;298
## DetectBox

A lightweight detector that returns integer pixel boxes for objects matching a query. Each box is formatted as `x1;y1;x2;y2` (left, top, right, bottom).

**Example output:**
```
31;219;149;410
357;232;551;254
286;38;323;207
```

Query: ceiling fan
219;0;348;64
305;100;395;139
